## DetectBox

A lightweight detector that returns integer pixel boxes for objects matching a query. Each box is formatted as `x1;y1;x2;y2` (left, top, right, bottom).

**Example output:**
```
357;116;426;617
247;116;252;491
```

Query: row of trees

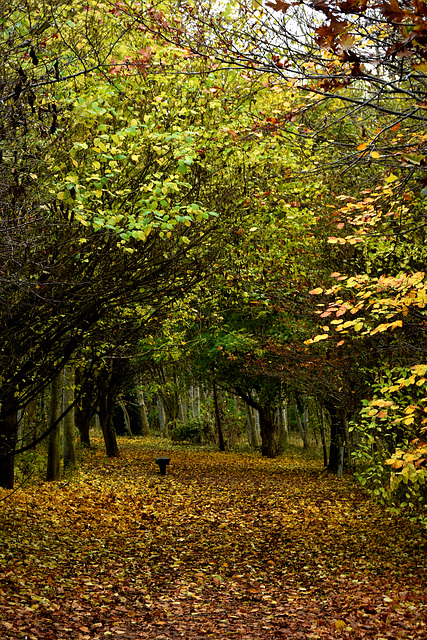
2;0;427;521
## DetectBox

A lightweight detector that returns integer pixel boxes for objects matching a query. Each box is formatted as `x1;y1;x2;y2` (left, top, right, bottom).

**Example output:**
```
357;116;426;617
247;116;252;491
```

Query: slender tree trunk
98;388;119;458
293;398;310;449
78;413;91;448
179;397;188;423
136;388;150;436
118;399;133;436
318;405;328;467
212;377;225;452
193;385;201;419
63;365;77;471
0;390;19;489
75;372;95;448
245;402;256;447
259;405;277;458
24;399;38;449
46;373;62;481
278;399;289;446
252;406;262;447
158;395;166;434
326;402;345;472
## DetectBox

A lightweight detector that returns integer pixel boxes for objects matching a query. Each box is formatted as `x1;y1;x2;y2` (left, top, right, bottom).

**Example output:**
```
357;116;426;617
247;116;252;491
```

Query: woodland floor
0;438;426;640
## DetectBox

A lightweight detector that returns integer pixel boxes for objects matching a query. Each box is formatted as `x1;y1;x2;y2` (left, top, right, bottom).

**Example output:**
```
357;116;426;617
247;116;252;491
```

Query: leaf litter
0;439;426;639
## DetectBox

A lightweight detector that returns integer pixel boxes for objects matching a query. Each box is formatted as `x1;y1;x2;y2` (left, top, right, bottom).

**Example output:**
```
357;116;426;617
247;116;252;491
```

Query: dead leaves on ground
0;440;426;639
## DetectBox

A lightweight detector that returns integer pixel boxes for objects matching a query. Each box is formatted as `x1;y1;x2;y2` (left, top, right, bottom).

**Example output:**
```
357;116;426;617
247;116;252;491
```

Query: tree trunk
46;374;62;481
318;405;328;468
0;390;19;489
179;397;188;423
98;387;119;458
278;399;289;446
193;385;201;419
24;399;38;449
75;370;95;448
259;406;277;458
293;396;310;449
136;388;150;436
78;413;91;448
245;402;256;447
118;399;133;437
326;402;345;472
63;365;77;471
212;377;225;452
158;394;166;434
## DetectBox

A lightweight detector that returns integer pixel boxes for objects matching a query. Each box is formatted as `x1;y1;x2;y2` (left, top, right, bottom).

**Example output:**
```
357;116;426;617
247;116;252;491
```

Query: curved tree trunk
118;399;133;437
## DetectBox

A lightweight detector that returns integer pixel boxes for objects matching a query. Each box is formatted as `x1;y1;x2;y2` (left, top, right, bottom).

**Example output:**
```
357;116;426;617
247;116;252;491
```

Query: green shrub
169;418;206;444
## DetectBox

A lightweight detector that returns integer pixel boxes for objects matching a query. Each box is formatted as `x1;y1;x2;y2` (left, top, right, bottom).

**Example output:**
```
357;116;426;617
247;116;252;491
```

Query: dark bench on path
155;457;170;476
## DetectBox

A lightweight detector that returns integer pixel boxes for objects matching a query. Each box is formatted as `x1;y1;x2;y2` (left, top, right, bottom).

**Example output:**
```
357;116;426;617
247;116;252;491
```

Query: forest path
0;439;426;639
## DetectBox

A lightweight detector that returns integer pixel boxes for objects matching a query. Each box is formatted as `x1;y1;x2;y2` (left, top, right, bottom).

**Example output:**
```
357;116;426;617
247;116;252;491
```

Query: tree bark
136;387;150;436
98;384;119;458
63;365;77;471
118;398;133;437
46;374;62;481
318;405;328;468
0;390;19;489
97;361;123;458
179;397;188;424
158;394;166;433
212;377;225;452
75;370;96;448
325;402;345;472
259;405;277;458
25;399;38;450
246;402;256;447
293;396;310;449
278;399;289;446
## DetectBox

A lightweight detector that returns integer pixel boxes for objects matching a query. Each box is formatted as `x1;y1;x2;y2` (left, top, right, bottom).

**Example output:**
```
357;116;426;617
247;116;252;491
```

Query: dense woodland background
1;0;427;525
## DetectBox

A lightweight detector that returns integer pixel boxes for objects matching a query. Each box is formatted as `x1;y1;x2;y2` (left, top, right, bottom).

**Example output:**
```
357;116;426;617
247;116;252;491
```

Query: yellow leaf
386;173;398;183
335;620;346;630
371;151;380;159
357;143;368;151
404;405;418;414
309;288;323;295
354;322;363;331
57;192;65;200
312;334;329;343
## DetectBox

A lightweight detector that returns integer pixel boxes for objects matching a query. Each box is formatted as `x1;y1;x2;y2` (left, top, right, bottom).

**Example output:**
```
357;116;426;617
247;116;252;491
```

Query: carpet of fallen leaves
1;438;426;640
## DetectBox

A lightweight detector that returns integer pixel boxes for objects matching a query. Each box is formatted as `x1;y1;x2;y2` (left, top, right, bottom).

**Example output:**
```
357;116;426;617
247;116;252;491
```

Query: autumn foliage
1;439;426;639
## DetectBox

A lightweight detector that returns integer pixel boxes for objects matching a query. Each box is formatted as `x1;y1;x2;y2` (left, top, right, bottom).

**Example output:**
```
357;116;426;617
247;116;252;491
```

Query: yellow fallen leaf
335;619;346;630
